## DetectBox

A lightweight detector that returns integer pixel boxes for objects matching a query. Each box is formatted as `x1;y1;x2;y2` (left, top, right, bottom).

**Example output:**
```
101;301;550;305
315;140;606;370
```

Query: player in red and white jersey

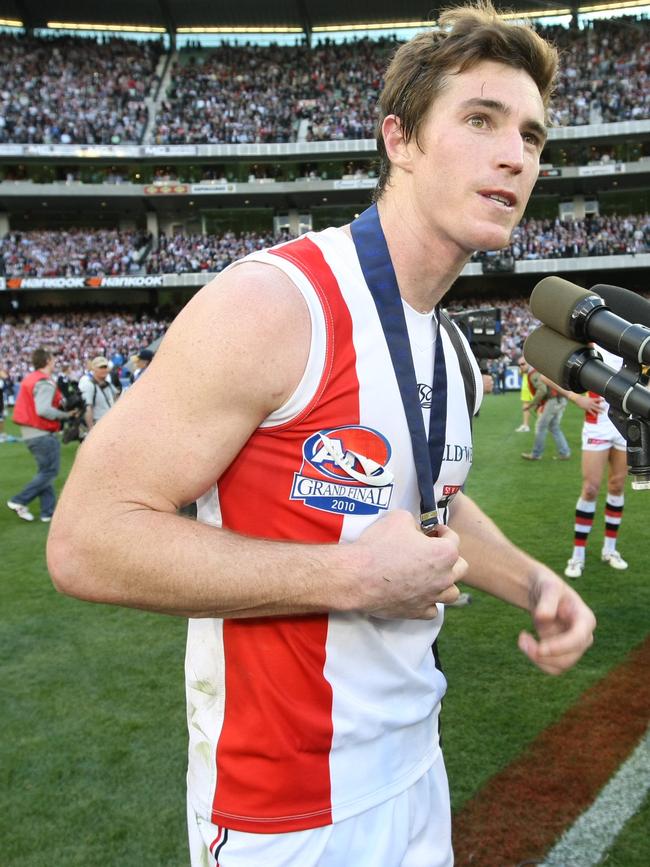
564;344;629;579
48;5;596;866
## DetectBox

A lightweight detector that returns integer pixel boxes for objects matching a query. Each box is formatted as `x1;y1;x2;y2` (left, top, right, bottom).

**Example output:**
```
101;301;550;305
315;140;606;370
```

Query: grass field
1;393;648;866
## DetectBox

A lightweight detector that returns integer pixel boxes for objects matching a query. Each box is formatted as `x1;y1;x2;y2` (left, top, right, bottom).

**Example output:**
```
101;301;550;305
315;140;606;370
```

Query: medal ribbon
350;204;448;532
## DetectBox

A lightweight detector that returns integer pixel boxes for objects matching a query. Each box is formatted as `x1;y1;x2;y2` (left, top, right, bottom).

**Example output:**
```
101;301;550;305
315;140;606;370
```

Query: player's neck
376;195;469;314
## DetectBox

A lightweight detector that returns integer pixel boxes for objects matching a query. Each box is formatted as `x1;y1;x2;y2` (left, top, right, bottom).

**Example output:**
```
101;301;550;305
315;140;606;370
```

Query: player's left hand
517;574;596;675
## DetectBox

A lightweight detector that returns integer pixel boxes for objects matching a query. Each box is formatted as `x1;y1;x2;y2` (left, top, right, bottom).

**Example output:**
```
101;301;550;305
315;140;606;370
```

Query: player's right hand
351;510;468;619
574;394;603;414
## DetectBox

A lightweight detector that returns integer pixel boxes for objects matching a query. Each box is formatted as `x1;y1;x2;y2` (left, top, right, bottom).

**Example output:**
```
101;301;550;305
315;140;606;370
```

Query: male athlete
564;344;629;578
48;4;596;865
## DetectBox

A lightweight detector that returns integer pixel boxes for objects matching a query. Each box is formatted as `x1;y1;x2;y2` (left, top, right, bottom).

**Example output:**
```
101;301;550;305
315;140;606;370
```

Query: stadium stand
144;229;290;273
0;229;151;276
0;11;648;364
0;18;646;149
472;213;650;263
546;17;649;125
1;215;647;279
152;39;394;144
0;34;163;145
150;18;650;144
0;309;169;381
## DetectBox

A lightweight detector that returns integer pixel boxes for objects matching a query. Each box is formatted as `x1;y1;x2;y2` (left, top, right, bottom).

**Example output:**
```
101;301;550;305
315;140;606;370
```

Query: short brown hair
32;347;52;370
374;0;558;199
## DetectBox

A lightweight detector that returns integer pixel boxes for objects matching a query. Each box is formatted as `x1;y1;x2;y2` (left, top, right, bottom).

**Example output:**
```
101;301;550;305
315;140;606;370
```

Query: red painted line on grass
452;635;650;867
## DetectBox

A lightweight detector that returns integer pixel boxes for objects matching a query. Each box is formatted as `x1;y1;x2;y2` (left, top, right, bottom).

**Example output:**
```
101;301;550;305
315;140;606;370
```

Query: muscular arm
448;492;596;674
48;263;464;620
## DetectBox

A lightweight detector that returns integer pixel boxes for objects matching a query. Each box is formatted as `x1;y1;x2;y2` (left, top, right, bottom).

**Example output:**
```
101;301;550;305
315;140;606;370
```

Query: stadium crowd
0;229;151;277
152;18;649;144
145;229;291;273
151;38;392;145
0;16;646;148
3;285;649;390
0;310;168;383
1;214;647;277
0;34;162;146
546;17;649;126
476;212;650;262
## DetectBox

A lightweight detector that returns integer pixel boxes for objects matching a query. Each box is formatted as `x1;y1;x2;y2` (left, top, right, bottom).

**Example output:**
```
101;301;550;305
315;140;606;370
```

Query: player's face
405;60;546;256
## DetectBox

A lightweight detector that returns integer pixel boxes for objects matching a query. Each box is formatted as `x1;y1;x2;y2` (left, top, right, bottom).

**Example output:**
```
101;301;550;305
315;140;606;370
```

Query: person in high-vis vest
7;347;77;523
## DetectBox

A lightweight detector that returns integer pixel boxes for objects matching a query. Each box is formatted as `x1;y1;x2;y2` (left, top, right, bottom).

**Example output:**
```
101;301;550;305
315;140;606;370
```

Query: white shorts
187;751;452;867
582;424;626;452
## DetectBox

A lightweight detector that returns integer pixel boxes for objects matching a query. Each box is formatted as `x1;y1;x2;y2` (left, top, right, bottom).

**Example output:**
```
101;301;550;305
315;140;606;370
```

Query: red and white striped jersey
584;344;623;434
186;227;482;834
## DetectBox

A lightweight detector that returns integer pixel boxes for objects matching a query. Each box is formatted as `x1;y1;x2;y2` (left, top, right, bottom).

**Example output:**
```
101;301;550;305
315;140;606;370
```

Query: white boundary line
542;727;650;867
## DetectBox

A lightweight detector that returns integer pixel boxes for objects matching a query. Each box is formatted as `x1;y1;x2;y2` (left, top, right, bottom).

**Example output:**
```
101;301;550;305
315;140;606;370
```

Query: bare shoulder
164;259;311;415
61;260;311;511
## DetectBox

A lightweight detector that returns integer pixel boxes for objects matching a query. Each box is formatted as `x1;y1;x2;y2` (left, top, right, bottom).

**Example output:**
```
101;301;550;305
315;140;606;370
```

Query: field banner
4;276;165;290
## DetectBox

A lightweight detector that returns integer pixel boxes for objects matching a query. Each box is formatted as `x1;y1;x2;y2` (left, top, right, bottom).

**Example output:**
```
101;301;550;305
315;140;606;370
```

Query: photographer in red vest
7;347;77;523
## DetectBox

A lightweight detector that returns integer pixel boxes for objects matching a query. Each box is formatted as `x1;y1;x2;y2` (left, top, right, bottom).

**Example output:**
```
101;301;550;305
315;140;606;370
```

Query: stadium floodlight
0;18;22;27
498;7;571;19
177;26;303;34
47;21;167;33
313;21;436;32
579;0;650;11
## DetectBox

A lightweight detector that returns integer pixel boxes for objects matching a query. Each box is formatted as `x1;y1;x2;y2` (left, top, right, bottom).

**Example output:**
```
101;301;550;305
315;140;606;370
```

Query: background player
564;344;629;578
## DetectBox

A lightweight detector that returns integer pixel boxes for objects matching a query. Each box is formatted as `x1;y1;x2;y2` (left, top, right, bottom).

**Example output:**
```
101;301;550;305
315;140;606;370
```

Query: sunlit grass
1;395;647;865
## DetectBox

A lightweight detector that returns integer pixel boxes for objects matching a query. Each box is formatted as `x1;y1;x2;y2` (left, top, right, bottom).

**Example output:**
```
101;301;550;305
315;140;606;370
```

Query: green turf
597;790;650;865
1;395;648;866
1;422;187;865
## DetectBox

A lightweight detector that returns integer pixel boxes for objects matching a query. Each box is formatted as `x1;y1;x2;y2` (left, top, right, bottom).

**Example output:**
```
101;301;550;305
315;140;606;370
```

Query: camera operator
7;348;78;523
57;365;88;444
79;356;120;430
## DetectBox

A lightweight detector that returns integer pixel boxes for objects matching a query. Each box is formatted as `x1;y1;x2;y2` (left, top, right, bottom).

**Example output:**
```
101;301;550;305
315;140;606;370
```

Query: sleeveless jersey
583;344;623;436
186;226;482;834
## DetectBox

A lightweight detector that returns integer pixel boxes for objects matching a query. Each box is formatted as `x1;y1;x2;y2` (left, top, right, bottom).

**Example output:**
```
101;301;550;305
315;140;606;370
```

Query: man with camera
79;356;120;430
7;347;78;523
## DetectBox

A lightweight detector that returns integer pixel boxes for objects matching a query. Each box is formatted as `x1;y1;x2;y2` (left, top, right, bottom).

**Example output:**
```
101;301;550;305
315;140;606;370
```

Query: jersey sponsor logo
442;443;473;463
290;425;394;515
587;437;610;445
442;484;462;497
418;383;433;409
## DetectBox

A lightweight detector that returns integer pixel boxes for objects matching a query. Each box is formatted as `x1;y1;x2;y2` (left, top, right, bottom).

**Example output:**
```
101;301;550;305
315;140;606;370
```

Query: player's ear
381;115;413;173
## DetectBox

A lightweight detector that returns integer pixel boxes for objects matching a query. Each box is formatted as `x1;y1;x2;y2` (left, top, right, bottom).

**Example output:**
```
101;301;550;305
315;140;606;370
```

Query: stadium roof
0;0;637;35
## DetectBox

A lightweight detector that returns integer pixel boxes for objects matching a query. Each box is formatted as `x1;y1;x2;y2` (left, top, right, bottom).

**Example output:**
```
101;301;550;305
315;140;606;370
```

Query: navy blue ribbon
350;204;448;532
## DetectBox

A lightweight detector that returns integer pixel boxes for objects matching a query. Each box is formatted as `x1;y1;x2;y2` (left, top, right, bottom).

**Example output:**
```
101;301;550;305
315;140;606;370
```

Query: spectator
7;347;77;522
131;348;154;381
520;366;571;462
79;355;120;429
